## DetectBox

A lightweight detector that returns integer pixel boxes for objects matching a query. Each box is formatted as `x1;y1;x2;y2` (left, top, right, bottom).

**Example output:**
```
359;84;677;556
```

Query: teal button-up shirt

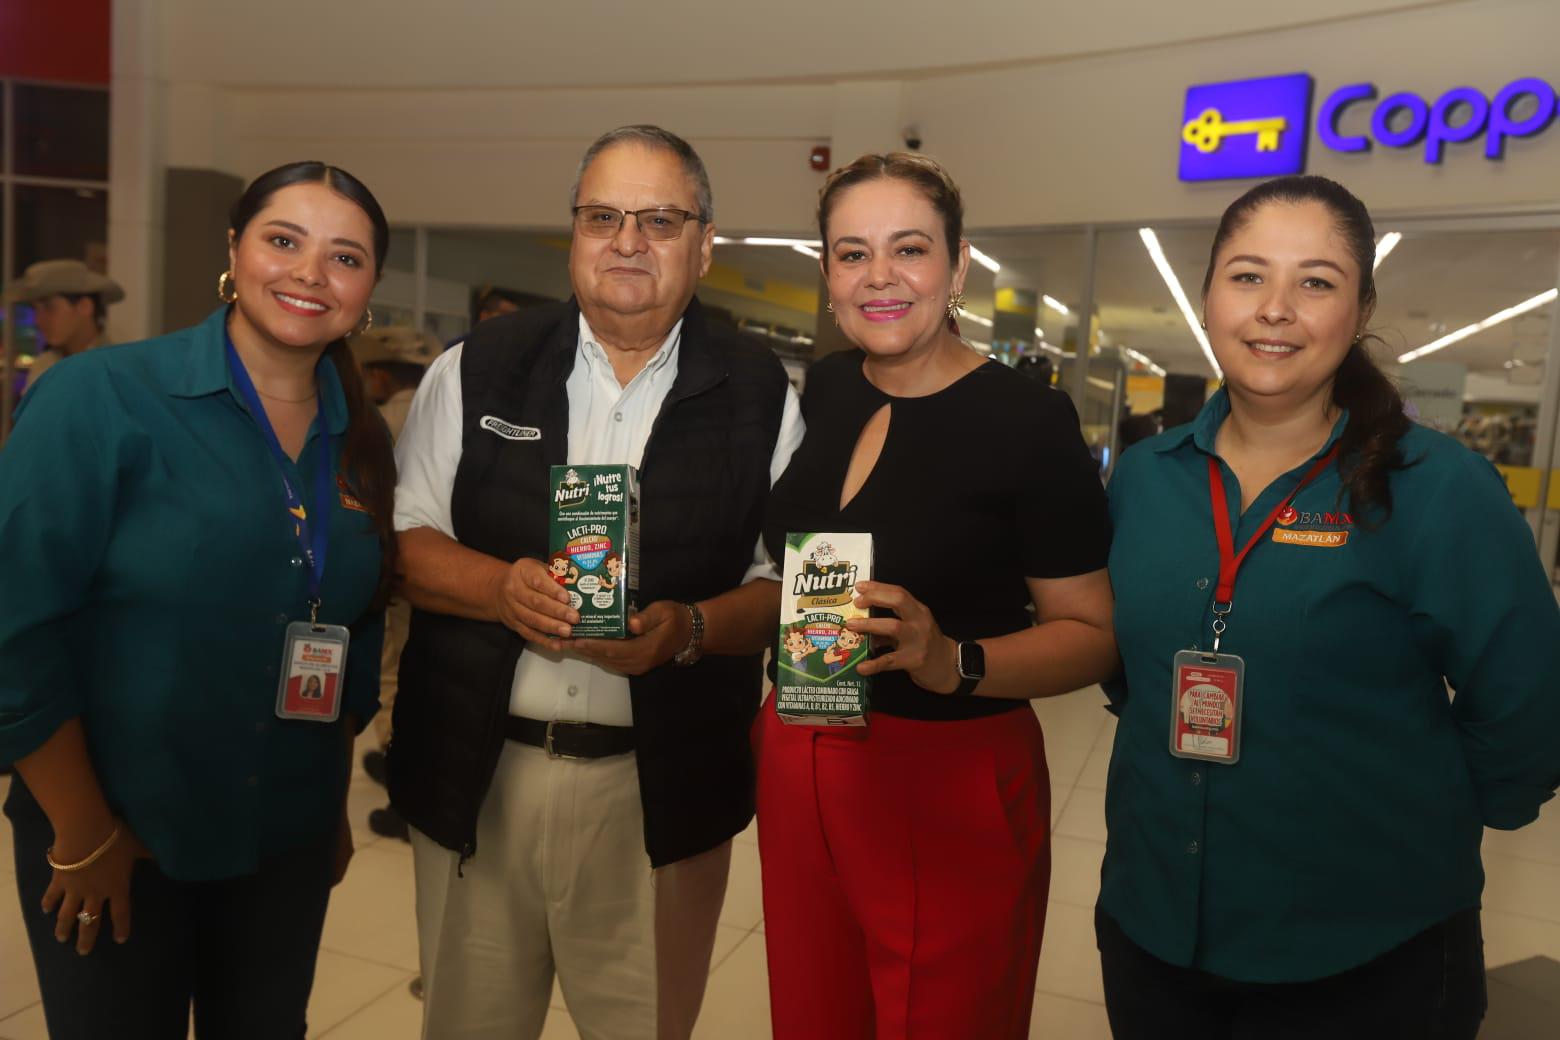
1102;389;1560;982
0;308;383;881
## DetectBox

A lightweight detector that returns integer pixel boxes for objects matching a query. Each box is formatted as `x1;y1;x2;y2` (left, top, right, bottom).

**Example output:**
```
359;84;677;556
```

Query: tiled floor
3;686;1557;1038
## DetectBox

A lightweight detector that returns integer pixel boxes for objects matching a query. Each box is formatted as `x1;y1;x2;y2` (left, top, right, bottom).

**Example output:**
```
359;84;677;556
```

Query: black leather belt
505;716;635;760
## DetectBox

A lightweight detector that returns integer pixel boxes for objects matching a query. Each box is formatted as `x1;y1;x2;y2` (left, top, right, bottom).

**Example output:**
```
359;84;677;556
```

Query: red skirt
752;698;1051;1039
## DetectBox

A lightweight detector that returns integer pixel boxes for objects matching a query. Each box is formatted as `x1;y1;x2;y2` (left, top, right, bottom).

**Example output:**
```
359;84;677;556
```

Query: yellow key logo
1182;108;1288;154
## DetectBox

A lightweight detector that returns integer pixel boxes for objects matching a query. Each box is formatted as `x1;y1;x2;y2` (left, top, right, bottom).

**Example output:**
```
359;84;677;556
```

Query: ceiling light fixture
1123;347;1168;378
1139;227;1221;378
961;311;993;327
1398;287;1558;363
1042;294;1070;316
1373;231;1402;271
790;244;822;260
713;235;825;249
742;236;822;248
968;245;1001;273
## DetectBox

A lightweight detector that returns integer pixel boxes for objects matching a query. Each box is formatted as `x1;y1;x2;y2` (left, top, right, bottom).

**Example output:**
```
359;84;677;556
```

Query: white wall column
108;0;167;342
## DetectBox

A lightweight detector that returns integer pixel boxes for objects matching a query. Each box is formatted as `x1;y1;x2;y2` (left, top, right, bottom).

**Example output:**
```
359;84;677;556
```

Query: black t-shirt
763;349;1112;721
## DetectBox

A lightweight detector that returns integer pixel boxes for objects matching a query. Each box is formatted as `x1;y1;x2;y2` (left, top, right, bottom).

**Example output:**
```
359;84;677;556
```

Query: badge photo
276;621;350;722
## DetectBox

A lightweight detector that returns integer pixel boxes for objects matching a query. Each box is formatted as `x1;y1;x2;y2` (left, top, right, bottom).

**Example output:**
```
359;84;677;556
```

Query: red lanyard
1205;445;1340;644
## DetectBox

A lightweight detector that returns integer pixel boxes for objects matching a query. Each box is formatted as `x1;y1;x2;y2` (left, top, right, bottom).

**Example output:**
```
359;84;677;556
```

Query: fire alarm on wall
809;145;831;171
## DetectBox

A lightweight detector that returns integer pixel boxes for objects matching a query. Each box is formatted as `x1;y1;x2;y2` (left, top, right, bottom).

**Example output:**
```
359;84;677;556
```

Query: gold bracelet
46;824;122;872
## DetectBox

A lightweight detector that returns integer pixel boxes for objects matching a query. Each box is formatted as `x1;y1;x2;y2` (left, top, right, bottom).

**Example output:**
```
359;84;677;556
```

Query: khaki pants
410;741;731;1040
371;597;410;750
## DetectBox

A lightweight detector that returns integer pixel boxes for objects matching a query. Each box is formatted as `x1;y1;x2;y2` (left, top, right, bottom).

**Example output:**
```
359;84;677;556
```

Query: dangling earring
946;290;966;320
357;308;374;335
217;271;238;304
825;300;838;328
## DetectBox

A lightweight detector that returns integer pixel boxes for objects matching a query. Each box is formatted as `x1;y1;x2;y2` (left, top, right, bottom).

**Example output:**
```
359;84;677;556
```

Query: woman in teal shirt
1100;175;1560;1037
0;162;396;1038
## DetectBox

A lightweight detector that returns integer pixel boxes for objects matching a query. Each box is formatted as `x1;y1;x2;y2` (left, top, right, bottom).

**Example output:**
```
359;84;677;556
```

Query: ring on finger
76;910;99;926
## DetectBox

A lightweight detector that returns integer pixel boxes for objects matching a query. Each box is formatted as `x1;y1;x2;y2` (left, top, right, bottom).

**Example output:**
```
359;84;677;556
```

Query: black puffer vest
389;298;789;867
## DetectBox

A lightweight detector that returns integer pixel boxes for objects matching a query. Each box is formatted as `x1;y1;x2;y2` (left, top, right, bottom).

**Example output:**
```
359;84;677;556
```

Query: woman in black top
755;153;1117;1039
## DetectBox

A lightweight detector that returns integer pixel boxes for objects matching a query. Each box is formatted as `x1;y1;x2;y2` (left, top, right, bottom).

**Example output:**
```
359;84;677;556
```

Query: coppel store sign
1178;72;1557;182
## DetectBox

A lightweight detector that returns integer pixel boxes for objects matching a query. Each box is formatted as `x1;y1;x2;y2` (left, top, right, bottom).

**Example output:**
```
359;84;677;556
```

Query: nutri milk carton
548;465;639;638
775;532;872;726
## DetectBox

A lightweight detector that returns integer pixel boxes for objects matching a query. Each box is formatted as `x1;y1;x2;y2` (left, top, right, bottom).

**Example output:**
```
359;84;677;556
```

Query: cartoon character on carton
806;540;839;577
601;551;623;590
782;625;815;665
547;552;579;587
823;627;863;677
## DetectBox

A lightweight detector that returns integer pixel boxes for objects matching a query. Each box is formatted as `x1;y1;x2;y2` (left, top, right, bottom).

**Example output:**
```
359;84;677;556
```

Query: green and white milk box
775;532;872;726
548;465;640;638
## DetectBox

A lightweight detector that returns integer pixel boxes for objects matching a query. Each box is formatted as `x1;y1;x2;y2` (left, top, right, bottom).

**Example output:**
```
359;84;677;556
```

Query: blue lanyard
225;334;333;618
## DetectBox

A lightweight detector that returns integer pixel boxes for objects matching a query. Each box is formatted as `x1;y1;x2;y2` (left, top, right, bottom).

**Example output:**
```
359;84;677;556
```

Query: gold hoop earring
946;290;966;319
357;309;374;335
217;271;237;304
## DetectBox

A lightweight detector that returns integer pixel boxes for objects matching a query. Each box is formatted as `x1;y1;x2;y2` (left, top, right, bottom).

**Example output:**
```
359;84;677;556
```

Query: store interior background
6;0;1560;568
3;1;1560;1036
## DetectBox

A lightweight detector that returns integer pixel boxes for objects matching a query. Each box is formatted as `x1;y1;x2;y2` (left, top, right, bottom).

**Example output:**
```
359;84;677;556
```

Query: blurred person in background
444;285;529;350
472;284;524;326
5;259;123;395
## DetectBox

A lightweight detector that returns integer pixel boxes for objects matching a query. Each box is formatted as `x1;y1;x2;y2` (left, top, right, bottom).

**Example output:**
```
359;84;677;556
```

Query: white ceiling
160;0;1444;89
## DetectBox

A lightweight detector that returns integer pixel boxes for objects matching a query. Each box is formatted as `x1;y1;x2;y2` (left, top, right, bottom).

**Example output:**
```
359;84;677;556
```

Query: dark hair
473;285;525;324
571;125;713;222
817;152;964;267
60;292;106;329
229;161;398;605
1201;174;1411;522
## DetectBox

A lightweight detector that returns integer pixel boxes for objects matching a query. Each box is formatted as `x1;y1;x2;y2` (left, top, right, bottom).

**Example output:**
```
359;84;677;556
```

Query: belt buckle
544;720;586;760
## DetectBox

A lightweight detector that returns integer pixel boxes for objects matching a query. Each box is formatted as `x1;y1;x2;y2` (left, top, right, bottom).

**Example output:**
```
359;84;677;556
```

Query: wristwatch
672;602;705;666
953;640;985;697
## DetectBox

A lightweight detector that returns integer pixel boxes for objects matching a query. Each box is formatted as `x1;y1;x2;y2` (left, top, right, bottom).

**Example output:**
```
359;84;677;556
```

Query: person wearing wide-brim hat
4;259;125;395
347;326;438;441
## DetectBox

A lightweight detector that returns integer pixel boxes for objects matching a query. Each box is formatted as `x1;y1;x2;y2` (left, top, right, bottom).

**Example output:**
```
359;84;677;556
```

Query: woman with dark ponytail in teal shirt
0;162;396;1038
1099;175;1560;1038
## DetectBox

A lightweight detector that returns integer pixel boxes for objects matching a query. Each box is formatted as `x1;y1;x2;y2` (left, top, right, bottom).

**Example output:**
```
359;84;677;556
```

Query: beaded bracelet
46;824;121;872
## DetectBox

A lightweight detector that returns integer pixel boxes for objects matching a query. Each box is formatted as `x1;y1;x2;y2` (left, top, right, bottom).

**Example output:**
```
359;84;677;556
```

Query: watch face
959;641;986;680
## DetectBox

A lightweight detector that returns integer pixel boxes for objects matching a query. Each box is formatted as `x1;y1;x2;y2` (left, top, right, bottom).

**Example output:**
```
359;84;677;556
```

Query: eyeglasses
571;205;706;241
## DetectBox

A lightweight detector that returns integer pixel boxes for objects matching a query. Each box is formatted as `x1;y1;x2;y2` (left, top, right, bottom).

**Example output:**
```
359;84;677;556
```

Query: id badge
276;621;350;722
1169;649;1244;765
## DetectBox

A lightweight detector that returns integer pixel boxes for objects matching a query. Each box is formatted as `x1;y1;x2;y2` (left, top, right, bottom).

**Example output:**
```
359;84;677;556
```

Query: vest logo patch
480;416;540;441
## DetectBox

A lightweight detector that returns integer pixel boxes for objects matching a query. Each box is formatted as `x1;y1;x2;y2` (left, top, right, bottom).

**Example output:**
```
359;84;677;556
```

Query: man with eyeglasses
388;125;803;1039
